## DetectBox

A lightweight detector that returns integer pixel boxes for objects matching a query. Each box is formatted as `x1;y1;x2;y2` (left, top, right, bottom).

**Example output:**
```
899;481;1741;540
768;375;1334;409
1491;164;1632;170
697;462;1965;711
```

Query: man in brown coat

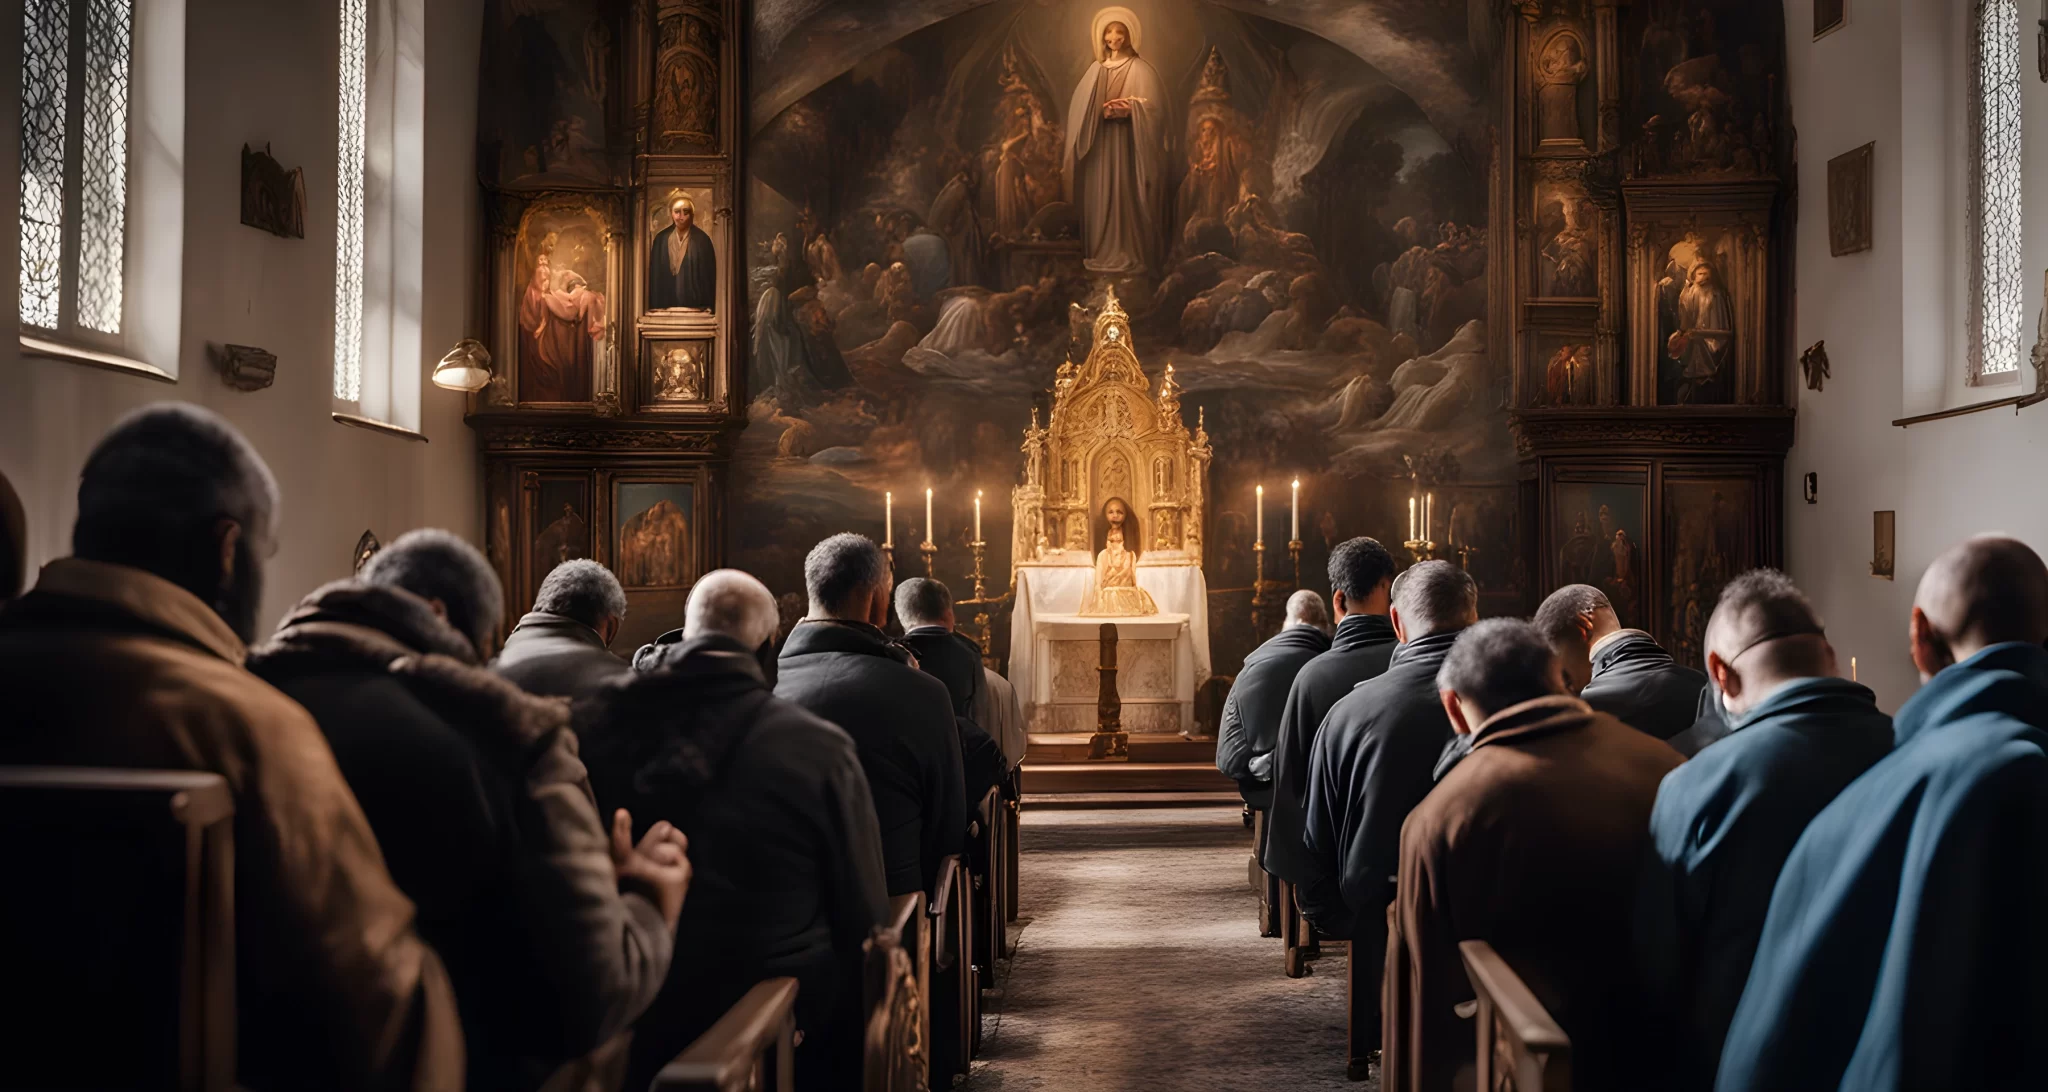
0;405;463;1090
1383;618;1679;1092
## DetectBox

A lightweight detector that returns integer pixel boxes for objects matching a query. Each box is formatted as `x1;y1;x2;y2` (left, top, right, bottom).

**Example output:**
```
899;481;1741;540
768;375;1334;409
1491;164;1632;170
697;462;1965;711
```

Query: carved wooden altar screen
469;0;743;653
1500;0;1794;667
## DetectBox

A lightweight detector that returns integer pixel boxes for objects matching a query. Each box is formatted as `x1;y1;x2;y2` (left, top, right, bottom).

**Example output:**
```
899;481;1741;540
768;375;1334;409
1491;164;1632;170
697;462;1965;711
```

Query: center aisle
966;806;1373;1091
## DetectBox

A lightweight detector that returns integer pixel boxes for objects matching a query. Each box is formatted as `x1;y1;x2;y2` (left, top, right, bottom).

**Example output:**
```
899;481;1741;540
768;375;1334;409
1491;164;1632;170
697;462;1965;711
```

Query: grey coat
495;611;631;701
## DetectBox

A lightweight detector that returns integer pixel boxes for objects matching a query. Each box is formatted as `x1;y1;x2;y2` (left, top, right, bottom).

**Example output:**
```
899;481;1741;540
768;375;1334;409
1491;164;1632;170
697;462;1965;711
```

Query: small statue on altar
1080;497;1158;616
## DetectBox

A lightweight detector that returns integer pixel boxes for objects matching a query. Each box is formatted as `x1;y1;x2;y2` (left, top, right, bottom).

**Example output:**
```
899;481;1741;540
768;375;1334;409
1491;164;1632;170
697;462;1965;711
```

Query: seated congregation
0;405;1020;1092
1226;534;2048;1090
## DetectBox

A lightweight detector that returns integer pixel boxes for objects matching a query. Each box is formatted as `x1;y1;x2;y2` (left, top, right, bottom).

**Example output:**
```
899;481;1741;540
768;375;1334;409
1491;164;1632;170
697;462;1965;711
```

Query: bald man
1633;570;1892;1091
576;569;889;1092
1719;536;2048;1092
1217;588;1332;811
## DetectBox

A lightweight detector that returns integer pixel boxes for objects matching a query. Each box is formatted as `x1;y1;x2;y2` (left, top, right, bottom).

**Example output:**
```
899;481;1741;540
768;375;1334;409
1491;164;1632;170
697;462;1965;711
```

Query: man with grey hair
777;533;965;900
578;568;888;1091
1721;537;2048;1092
253;529;685;1091
1533;583;1705;741
1217;589;1331;812
497;558;631;699
0;405;463;1089
1384;618;1680;1089
1293;560;1475;1059
894;577;1007;810
1634;569;1890;1090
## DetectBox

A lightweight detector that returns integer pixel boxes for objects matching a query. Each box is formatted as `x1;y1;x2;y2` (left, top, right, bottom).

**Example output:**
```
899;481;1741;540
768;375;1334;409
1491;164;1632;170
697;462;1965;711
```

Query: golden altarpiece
1007;290;1213;736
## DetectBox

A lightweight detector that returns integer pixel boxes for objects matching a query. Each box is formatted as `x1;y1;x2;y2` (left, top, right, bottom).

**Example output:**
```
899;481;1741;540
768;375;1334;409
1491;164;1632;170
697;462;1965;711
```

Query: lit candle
925;488;934;546
1256;485;1265;545
1409;496;1417;542
1851;656;1858;682
885;491;893;547
1291;479;1300;542
1425;492;1434;543
974;490;983;542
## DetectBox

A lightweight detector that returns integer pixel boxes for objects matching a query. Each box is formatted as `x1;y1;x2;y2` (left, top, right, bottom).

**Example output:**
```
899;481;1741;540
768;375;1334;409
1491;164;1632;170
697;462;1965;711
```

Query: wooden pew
1002;774;1020;930
0;767;236;1092
970;785;1003;1006
926;854;975;1082
1281;883;1326;977
863;895;926;1092
1250;807;1280;937
1459;940;1572;1092
1382;905;1409;1091
652;979;800;1092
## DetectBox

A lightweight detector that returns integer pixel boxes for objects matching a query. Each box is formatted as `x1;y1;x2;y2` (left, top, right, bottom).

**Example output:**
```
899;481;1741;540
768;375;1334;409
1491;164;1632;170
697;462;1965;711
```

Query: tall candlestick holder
1289;538;1303;589
919;539;936;579
1251;541;1267;608
882;542;895;576
1403;537;1439;564
970;538;988;602
1453;542;1479;572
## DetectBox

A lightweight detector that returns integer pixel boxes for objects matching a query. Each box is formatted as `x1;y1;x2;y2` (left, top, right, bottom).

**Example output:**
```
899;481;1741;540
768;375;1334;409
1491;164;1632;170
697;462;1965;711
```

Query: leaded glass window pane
333;0;368;402
1969;0;2023;380
20;0;70;330
77;0;133;334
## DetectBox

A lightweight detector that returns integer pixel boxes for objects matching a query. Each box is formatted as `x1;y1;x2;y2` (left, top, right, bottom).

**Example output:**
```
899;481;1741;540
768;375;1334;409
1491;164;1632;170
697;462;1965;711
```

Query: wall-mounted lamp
431;339;493;392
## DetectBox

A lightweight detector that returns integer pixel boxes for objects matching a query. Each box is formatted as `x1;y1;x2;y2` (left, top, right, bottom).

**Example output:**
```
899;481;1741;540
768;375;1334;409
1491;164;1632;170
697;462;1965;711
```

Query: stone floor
964;806;1374;1091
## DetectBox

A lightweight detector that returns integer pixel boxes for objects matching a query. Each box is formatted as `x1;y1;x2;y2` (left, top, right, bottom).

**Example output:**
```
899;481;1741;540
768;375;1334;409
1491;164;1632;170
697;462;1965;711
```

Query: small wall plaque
1828;144;1874;257
1872;510;1895;580
214;343;277;391
240;143;306;239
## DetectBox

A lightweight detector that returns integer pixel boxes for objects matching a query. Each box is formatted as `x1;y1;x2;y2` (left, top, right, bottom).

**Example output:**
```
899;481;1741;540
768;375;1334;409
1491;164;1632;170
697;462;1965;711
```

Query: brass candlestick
1454;543;1480;572
882;542;895;576
1251;541;1267;607
919;540;936;579
1404;538;1439;564
1289;538;1303;589
970;538;988;602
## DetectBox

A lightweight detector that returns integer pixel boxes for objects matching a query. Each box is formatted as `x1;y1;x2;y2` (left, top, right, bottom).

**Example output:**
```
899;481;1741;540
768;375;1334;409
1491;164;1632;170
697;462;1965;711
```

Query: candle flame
1292;479;1300;489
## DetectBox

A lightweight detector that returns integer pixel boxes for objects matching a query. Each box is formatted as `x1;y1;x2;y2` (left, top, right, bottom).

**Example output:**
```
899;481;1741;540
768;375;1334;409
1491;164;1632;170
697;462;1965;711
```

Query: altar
1008;288;1212;737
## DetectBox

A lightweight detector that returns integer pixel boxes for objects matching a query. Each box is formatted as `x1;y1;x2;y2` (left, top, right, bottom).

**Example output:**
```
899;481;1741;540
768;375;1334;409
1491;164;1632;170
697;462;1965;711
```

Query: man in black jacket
777;533;967;898
1301;561;1477;1055
895;576;1006;810
496;558;631;700
249;530;686;1092
1262;537;1399;886
1217;588;1330;809
579;569;890;1092
1534;583;1706;740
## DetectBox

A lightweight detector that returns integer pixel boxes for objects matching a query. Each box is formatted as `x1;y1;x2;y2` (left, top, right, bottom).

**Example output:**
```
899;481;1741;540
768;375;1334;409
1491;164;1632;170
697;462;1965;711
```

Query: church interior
8;0;2048;1088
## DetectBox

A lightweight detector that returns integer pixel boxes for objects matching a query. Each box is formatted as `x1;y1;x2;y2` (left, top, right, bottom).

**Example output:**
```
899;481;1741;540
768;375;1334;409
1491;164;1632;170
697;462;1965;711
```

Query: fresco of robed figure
1064;8;1169;278
648;189;716;311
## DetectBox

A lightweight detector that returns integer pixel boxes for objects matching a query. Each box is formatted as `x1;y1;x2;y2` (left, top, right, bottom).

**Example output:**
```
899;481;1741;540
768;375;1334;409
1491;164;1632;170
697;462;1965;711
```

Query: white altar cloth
1009;558;1211;734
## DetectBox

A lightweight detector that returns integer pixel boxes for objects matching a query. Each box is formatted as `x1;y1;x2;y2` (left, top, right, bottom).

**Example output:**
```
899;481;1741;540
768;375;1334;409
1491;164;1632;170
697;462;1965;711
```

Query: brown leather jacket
0;559;463;1091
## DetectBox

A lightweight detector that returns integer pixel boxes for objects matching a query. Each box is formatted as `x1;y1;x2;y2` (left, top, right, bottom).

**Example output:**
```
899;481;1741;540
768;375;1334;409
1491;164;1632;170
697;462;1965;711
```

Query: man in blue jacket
1634;569;1891;1090
1717;536;2048;1091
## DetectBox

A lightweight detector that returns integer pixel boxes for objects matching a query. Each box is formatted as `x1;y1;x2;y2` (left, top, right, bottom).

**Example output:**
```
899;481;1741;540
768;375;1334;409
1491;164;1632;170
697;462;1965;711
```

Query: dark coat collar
1470;694;1596;751
1893;641;2048;746
1590;629;1674;676
507;610;610;650
1389;628;1463;669
779;617;913;665
1331;612;1396;651
1733;676;1881;731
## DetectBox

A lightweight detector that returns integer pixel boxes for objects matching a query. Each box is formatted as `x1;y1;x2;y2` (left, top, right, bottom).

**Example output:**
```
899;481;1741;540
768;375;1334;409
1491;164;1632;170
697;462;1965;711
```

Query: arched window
333;0;424;429
18;0;182;378
1967;0;2023;384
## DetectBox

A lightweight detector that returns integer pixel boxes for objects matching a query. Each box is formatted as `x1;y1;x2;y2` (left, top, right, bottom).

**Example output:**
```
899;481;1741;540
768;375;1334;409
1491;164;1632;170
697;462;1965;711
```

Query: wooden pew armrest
888;893;920;939
1458;941;1568;1053
654;977;800;1091
928;856;960;921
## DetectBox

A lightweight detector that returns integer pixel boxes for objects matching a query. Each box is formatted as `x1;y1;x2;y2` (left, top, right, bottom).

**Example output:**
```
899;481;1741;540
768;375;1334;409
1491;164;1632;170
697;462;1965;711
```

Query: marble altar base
1025;613;1195;735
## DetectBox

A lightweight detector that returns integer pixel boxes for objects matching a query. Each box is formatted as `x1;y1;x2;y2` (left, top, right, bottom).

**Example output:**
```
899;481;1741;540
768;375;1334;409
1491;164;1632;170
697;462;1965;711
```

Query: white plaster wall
1785;0;2048;710
0;0;485;629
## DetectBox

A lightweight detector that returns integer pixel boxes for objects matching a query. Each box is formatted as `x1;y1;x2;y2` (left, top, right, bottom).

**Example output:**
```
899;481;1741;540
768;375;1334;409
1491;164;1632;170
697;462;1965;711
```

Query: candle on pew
1256;485;1265;545
1291;479;1300;541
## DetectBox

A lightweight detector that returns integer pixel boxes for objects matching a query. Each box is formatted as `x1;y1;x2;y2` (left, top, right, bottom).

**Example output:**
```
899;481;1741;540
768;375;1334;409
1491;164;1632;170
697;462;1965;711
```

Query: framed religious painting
636;336;722;413
1532;177;1601;300
480;190;629;415
1523;19;1595;155
600;464;719;652
1661;468;1766;669
1624;182;1776;407
1542;464;1651;632
521;472;596;611
646;0;737;155
638;176;731;324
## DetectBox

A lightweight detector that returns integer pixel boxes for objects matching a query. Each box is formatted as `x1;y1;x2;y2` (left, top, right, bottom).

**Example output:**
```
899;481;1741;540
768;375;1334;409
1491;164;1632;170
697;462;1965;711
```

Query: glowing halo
1089;6;1143;61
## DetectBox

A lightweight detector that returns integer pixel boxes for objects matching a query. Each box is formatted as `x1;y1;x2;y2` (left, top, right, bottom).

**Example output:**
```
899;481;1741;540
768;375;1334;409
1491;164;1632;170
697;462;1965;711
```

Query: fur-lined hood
250;580;567;759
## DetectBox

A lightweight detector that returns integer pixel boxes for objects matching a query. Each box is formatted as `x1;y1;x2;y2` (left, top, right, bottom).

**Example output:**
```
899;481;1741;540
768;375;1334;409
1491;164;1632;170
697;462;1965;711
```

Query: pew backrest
864;895;925;1092
0;767;236;1092
653;978;800;1092
1459;940;1572;1092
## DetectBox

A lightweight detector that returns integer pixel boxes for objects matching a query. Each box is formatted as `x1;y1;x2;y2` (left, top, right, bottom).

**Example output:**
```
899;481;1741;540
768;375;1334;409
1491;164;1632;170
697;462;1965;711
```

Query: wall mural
735;0;1507;674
